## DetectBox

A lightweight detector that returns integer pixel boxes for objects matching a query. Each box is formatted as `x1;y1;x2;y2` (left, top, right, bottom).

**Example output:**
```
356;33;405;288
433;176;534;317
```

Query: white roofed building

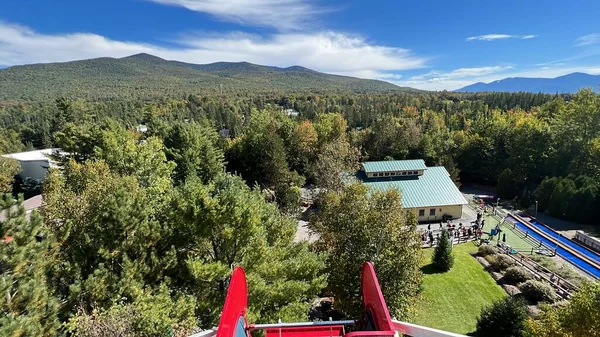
1;148;59;183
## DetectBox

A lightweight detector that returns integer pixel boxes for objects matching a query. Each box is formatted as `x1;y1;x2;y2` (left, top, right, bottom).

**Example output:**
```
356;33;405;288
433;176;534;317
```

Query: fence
497;243;578;299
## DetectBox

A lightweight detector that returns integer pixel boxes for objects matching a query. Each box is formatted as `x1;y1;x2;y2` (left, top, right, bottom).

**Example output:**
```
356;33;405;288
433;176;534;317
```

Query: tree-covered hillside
0;54;412;101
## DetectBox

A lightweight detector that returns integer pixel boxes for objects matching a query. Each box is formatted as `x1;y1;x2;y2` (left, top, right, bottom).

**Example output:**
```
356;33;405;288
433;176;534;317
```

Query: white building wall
407;204;463;222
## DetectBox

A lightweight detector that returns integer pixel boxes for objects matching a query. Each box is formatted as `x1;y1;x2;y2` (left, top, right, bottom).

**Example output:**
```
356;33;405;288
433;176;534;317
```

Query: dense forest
1;86;599;336
0;54;411;102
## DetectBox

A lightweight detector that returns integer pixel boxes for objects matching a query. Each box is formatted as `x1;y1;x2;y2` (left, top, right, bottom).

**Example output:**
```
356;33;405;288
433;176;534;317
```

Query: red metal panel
360;262;394;332
216;267;249;337
266;326;344;337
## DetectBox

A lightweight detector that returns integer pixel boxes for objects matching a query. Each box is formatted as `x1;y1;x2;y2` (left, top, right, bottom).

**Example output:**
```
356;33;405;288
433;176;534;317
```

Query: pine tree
432;229;454;272
0;194;61;336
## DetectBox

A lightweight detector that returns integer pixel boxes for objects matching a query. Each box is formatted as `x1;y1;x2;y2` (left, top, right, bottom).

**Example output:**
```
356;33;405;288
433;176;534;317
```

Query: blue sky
1;0;600;90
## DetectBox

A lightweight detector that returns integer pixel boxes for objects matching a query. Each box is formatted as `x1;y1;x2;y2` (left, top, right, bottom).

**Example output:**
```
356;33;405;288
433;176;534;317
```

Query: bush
488;254;515;272
519;280;558;304
529;255;585;287
432;229;454;271
484;254;497;266
478;244;497;256
476;296;529;337
503;266;532;285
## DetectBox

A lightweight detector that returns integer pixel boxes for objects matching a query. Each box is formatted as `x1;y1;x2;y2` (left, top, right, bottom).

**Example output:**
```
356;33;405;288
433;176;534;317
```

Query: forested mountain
457;72;600;93
0;53;413;101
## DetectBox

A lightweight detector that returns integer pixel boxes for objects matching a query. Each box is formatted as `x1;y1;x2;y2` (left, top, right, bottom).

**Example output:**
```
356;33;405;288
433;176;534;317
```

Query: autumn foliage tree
526;282;600;337
310;182;422;320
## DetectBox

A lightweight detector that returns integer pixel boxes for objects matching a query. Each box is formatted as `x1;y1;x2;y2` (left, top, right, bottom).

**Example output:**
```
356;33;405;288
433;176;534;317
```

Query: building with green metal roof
358;160;467;222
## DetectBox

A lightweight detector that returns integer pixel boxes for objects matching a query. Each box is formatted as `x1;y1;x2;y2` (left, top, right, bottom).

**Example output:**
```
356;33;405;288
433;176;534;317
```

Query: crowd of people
420;211;489;247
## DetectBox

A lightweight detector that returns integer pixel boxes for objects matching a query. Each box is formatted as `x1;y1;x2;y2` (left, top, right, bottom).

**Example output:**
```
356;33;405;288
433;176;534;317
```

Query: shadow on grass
421;263;445;275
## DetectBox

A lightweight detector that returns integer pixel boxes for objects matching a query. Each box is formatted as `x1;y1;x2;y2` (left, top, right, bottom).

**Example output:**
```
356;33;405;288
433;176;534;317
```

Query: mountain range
0;53;414;101
456;72;600;93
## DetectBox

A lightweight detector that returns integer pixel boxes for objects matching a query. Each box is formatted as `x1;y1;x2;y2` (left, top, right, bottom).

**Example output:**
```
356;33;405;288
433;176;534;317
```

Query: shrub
478;244;496;256
484;254;498;266
519;280;558;304
529;255;585;287
476;296;529;337
503;266;532;285
489;254;515;272
432;229;454;271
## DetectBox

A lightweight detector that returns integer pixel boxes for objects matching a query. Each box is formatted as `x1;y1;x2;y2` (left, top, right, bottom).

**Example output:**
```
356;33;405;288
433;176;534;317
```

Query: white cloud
466;34;537;41
0;22;157;66
575;33;600;47
0;22;427;81
146;0;327;31
409;66;512;81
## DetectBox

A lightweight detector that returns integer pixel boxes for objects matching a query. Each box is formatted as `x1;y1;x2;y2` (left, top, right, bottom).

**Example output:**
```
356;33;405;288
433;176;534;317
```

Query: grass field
484;215;536;251
411;243;506;335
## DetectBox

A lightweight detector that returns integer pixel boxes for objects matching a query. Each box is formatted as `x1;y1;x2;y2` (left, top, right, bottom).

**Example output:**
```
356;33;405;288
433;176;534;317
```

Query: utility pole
535;200;538;218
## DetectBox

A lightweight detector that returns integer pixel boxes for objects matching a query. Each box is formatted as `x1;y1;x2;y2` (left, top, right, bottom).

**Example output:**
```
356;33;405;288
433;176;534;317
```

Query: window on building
402;171;407;176
430;208;436;216
413;171;418;175
385;172;390;176
419;209;425;217
373;173;379;177
390;172;396;176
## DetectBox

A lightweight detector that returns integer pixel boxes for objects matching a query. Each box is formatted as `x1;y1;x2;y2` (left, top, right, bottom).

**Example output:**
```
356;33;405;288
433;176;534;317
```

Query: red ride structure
192;262;466;337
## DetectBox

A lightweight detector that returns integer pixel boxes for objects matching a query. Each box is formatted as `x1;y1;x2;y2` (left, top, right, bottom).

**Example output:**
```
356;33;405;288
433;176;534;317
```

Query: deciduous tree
310;182;422;320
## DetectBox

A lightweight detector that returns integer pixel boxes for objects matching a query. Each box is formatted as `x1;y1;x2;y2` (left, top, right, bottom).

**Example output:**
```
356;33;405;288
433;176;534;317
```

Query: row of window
418;208;437;216
372;170;418;177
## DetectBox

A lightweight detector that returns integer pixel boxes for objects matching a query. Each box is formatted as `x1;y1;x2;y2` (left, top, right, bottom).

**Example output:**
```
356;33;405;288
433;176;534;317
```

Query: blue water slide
529;220;600;264
513;221;600;278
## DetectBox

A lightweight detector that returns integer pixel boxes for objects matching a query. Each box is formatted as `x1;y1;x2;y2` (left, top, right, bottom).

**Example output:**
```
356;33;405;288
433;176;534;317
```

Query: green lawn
483;214;539;255
411;243;506;335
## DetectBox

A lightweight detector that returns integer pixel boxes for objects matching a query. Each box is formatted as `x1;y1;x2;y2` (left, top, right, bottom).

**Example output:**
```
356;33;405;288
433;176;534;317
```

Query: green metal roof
360;166;467;209
362;160;427;173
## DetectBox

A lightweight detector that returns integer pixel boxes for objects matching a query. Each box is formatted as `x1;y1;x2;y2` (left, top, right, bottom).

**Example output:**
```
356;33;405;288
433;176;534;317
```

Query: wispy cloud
575;33;600;47
466;34;537;41
0;22;427;81
146;0;328;31
409;66;513;81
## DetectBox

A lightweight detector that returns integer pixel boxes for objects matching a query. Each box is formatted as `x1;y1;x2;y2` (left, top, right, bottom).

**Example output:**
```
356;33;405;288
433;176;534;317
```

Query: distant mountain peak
123;53;166;62
285;65;311;72
456;72;600;93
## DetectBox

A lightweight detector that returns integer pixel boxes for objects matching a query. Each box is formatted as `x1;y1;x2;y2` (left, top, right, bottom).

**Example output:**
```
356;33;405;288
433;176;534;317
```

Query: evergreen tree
163;121;225;184
476;296;529;337
0;194;61;337
432;229;454;272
